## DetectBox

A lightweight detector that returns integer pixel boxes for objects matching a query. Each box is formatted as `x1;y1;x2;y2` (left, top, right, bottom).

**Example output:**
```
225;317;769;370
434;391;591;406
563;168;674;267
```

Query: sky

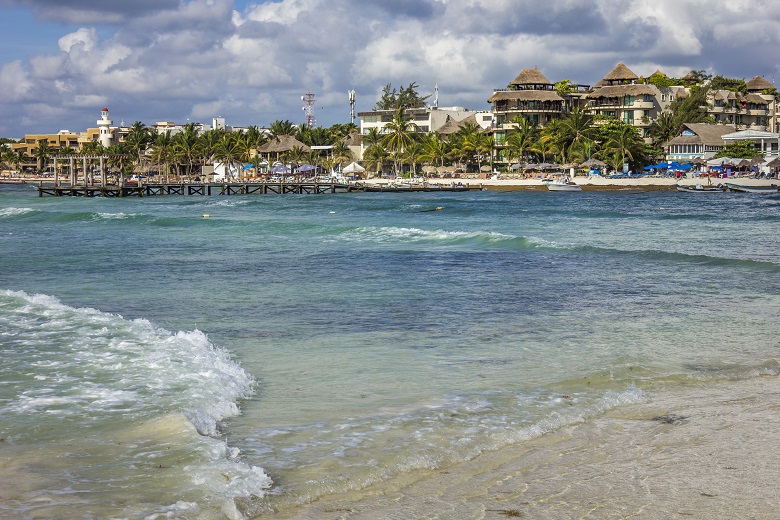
0;0;779;138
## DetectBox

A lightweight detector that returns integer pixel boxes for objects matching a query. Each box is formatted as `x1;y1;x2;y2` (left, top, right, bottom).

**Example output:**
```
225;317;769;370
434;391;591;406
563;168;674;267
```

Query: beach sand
268;375;780;519
361;175;780;191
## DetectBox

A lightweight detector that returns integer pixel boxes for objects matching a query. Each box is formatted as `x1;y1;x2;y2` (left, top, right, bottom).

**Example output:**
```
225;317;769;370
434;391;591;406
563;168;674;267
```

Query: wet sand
268;376;780;519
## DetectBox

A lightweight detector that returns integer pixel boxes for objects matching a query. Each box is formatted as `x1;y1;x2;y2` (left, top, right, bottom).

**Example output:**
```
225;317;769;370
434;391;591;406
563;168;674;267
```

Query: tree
402;141;424;176
151;131;174;181
382;108;419;174
714;141;759;159
505;117;539;166
268;120;298;138
558;108;594;163
212;133;244;179
420;133;449;168
124;121;151;166
374;82;430;110
331;140;353;168
363;144;388;175
648;111;679;148
602;121;646;171
33;139;54;172
172;123;201;178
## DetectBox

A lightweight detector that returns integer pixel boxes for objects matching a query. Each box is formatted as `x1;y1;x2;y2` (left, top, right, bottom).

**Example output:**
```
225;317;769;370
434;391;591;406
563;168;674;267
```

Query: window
624;95;634;107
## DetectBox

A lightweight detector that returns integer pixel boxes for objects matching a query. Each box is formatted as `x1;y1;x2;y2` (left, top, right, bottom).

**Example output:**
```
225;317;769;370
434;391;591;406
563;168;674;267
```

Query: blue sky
0;0;778;138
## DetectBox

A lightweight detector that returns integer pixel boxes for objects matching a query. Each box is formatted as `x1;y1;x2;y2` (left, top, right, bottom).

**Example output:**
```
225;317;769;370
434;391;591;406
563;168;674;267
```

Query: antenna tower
301;91;316;128
349;90;356;124
434;81;439;108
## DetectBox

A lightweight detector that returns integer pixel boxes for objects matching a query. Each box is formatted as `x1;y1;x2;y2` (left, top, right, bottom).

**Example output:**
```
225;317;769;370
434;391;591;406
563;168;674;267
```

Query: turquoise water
1;185;779;518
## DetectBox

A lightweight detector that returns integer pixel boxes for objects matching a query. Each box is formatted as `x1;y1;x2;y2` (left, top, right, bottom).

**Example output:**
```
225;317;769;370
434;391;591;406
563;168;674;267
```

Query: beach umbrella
295;164;317;173
509;163;523;170
656;162;668;169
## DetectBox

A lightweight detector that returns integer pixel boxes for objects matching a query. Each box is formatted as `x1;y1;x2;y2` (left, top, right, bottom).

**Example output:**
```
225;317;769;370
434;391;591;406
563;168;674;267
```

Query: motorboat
547;177;582;191
724;183;779;194
675;183;726;193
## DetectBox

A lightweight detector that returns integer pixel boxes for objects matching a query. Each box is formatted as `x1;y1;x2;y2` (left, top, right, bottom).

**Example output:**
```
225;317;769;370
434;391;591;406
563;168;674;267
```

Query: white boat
547;177;582;191
676;183;726;193
725;182;779;194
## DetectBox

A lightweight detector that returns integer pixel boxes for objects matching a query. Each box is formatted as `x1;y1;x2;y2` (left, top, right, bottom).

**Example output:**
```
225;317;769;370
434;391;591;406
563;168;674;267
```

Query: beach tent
342;161;365;173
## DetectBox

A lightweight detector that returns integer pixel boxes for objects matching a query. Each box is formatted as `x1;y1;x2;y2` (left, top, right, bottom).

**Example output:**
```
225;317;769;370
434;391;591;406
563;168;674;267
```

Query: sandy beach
271;375;780;519
361;175;780;191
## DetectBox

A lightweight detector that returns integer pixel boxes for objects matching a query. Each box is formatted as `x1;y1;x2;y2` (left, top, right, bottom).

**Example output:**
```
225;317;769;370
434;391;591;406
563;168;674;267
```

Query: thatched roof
586;84;656;98
713;90;737;101
436;114;487;135
742;93;770;104
746;75;774;91
666;123;737;147
488;90;564;103
510;68;552;86
343;132;362;147
257;135;310;153
600;63;639;83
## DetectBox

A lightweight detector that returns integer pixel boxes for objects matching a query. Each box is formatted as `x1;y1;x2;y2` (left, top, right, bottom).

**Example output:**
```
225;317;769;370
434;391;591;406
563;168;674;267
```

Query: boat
0;180;27;185
675;183;726;193
725;182;779;194
547;177;582;191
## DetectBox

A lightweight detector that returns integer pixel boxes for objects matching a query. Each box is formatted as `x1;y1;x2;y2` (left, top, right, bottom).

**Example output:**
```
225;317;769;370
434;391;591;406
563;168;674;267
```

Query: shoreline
269;375;780;519
5;174;779;192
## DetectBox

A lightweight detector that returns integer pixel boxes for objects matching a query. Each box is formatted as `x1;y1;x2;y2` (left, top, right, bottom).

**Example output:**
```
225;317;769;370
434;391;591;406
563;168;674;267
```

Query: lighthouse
97;107;113;148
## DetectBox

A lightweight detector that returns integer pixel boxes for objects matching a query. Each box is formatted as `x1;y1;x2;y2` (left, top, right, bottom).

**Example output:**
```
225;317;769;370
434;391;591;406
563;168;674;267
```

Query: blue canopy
678;164;693;170
243;163;254;170
271;164;290;174
295;164;317;173
655;162;668;168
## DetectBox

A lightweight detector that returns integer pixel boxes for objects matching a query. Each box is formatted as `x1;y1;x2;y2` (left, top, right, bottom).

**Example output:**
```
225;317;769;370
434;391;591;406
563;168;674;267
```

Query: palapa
509;68;552;86
746;75;775;92
586;84;656;99
257;135;310;153
599;63;639;84
487;90;563;103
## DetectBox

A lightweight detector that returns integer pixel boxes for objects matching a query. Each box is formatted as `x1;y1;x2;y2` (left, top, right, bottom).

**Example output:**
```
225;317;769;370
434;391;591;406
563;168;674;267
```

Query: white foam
0;207;34;217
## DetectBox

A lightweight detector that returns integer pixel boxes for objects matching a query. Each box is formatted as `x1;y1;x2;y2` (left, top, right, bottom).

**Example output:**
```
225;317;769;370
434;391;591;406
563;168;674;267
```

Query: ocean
1;184;779;519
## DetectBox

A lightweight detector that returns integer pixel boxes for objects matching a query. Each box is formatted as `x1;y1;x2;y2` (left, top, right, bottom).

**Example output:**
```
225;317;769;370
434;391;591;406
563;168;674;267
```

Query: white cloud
0;0;779;136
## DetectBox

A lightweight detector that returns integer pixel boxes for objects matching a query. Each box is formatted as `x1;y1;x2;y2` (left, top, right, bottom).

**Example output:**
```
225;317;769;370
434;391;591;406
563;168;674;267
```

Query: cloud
0;0;779;137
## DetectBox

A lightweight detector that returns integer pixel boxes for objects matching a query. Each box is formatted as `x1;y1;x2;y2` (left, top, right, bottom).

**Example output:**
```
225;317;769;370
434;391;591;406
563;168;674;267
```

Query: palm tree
382;108;419;174
505;118;539;167
12;149;30;176
124;121;151;167
648;111;679;149
402;141;424;176
268;120;298;138
172;123;200;178
420;133;449;168
363;144;388;176
151;131;174;181
33;139;54;173
558;108;594;163
332;140;353;169
212;133;244;180
604;123;645;172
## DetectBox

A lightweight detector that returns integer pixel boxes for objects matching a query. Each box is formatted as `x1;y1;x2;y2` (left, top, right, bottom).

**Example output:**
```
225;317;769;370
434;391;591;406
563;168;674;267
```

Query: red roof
101;107;109;112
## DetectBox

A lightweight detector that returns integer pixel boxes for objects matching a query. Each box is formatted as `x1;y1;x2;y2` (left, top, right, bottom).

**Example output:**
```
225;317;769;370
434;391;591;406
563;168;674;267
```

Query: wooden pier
37;181;482;197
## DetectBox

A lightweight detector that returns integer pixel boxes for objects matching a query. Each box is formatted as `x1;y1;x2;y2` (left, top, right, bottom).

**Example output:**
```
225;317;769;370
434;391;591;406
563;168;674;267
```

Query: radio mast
301;91;316;128
349;90;356;124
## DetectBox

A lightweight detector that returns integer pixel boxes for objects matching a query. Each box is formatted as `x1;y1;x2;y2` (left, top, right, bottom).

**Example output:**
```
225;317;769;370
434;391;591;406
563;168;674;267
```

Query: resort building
722;129;780;157
358;106;482;136
584;63;685;140
10;130;81;171
665;123;736;162
706;76;777;132
487;68;589;167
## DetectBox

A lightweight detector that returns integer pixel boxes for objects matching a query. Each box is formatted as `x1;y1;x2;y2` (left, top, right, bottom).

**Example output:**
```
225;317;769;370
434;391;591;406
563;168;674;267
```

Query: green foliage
710;75;747;94
554;80;576;97
667;86;712;125
713;141;759;159
374;82;431;110
646;72;676;89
